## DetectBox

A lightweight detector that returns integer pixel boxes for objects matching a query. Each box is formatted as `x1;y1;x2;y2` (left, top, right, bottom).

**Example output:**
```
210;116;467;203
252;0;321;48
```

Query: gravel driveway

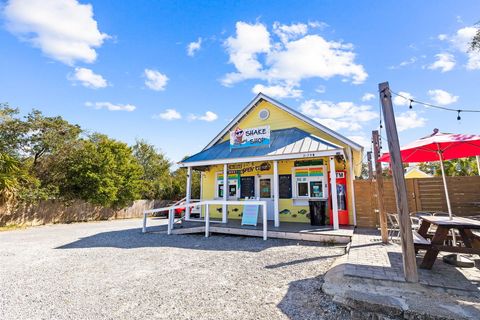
0;219;348;320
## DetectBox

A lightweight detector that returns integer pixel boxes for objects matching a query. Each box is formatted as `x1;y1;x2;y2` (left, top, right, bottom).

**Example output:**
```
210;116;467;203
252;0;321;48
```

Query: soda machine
328;170;349;225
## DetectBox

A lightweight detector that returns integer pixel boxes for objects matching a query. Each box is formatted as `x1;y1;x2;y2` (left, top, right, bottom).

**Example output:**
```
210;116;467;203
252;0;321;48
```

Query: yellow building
404;166;431;179
178;93;363;229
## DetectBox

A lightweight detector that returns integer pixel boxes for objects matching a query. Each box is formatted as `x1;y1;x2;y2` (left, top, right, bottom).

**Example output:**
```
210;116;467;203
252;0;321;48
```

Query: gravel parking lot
0;219;348;320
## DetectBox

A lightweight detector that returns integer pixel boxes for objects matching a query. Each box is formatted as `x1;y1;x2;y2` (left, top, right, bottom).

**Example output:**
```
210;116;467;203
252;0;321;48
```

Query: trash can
309;200;327;226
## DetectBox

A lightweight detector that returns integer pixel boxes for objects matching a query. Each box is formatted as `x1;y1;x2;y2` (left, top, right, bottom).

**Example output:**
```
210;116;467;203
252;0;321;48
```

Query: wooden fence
0;199;170;227
354;176;480;228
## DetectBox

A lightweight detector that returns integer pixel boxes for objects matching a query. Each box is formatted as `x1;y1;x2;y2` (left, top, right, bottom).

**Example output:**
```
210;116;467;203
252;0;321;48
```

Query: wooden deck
171;219;354;244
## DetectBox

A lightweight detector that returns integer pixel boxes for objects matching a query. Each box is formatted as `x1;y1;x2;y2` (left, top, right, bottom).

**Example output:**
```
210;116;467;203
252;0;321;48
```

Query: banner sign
241;204;259;226
294;166;324;177
230;126;270;149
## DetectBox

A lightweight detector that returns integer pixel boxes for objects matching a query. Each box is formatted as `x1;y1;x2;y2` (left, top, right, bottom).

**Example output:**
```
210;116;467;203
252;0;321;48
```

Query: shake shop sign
230;125;270;149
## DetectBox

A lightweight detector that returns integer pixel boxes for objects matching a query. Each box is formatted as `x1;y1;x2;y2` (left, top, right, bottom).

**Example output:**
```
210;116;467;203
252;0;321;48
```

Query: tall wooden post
367;151;373;180
373;131;388;244
379;81;418;283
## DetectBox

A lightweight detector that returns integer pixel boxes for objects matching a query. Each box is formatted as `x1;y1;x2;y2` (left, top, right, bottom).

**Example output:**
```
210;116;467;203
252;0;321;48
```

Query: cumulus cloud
85;101;135;112
395;111;426;132
393;91;414;107
347;135;370;148
187;37;202;56
69;67;107;88
299;99;377;131
428;53;455;72
222;21;367;94
361;93;375;102
189;111;218;122
389;57;417;69
252;82;302;98
153;109;182;120
428;89;458;105
144;69;168;91
438;27;480;70
3;0;109;65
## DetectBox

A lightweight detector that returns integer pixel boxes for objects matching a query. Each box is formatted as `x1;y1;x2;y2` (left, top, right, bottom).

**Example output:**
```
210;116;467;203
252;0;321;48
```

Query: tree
132;140;172;199
59;134;143;208
470;25;480;51
170;167;201;200
419;157;478;177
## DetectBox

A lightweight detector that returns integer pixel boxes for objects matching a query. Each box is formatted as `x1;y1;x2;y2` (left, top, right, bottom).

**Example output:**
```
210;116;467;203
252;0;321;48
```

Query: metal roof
181;127;343;164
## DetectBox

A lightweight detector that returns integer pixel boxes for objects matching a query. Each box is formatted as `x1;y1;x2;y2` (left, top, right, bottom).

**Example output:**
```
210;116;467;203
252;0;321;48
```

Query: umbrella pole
438;151;457;246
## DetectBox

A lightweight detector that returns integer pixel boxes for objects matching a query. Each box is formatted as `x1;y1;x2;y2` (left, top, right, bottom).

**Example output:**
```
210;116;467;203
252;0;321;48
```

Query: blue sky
1;0;480;163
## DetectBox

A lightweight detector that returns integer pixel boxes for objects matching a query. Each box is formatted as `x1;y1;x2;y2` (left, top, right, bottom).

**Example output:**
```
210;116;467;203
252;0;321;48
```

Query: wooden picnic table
415;215;480;269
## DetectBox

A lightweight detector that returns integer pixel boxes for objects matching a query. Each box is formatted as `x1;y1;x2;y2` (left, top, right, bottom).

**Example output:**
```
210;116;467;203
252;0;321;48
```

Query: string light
387;88;480;122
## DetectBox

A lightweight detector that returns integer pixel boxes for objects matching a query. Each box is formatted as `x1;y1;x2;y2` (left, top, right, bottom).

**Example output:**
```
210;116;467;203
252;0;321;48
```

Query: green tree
132;140;172;199
170;167;201;200
0;153;33;206
419;157;479;176
59;134;144;208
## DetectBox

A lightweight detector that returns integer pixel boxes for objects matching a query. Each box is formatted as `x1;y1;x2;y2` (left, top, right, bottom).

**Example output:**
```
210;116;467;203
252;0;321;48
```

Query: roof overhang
178;149;345;168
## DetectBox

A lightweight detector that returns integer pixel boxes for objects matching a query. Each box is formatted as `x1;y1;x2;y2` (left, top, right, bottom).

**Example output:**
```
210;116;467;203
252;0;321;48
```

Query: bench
412;230;431;250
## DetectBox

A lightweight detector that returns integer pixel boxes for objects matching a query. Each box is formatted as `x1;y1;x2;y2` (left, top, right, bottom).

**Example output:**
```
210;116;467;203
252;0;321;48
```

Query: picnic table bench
413;215;480;269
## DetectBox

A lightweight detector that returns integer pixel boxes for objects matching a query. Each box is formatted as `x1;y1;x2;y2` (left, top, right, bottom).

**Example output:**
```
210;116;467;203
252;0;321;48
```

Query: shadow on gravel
277;275;350;320
55;226;344;253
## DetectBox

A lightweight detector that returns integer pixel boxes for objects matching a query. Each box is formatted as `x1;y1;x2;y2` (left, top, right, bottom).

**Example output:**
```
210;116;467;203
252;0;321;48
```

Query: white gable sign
230;126;270;149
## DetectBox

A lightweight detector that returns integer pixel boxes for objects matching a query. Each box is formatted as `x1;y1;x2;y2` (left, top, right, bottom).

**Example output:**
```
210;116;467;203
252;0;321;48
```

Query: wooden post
222;164;228;223
142;212;147;233
373;130;388;244
186;166;192;220
329;156;339;230
273;160;280;227
348;148;358;226
205;204;210;237
367;151;373;180
379;81;418;283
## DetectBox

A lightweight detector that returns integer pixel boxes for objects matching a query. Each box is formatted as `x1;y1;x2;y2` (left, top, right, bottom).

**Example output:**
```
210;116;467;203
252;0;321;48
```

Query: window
292;165;327;199
240;176;255;198
216;173;239;198
297;182;309;197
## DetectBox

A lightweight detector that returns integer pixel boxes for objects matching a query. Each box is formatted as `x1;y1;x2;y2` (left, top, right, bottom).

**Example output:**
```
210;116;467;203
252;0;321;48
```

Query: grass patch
0;224;26;232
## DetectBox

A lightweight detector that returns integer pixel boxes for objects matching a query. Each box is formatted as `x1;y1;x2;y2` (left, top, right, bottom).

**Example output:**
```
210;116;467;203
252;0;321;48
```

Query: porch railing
142;200;268;240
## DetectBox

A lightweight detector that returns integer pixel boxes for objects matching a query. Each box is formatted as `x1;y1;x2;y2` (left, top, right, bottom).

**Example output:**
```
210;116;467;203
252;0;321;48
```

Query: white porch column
185;166;192;220
329;156;339;230
348;148;357;226
222;164;228;223
273;160;280;227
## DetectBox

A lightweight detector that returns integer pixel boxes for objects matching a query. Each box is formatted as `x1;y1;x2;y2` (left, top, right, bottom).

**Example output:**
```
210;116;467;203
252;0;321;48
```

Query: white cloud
393;91;414;107
187;37;202;57
428;53;455;72
153;109;182;120
299;99;377;131
189;111;218;122
222;21;367;92
428;89;458;105
361;93;375;102
347;135;370;148
395;111;426;132
4;0;108;65
69;67;107;88
315;85;326;94
85;101;135;112
144;69;168;91
389;57;417;69
252;82;302;98
439;27;480;70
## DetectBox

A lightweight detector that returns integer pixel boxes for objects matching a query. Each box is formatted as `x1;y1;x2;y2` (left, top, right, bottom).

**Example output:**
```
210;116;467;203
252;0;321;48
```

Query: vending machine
328;170;349;225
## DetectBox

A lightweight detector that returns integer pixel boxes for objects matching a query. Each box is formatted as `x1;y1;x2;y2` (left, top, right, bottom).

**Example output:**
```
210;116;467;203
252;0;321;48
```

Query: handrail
142;200;268;240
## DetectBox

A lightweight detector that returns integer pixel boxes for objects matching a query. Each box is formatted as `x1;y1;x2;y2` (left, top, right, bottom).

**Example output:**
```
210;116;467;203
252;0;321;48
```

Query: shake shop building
179;93;363;229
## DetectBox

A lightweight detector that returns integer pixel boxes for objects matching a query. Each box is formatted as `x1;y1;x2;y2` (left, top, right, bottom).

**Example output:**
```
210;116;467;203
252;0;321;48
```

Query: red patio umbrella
378;129;480;220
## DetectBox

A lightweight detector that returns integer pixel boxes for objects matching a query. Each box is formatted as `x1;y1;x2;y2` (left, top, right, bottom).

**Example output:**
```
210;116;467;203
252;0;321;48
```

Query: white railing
142;200;268;240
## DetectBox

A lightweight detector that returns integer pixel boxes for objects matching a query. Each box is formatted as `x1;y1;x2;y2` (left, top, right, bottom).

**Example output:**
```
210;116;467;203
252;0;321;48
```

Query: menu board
241;204;259;226
279;174;292;198
240;176;255;198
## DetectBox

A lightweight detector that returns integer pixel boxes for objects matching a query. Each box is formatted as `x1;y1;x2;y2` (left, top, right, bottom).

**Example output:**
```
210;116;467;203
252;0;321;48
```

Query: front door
256;175;274;221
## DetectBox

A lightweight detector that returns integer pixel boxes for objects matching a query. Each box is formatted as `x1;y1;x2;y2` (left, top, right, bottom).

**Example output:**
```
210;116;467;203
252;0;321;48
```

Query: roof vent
259;109;270;120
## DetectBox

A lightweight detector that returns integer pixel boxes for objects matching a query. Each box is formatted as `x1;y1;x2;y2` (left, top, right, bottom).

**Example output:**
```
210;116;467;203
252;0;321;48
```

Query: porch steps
171;224;352;244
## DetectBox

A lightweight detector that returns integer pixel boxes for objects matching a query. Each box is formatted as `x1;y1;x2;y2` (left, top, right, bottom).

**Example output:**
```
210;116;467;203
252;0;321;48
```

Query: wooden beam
379;81;418;283
273;160;280;227
367;151;373;180
186;166;192;220
372;131;388;244
223;164;228;223
329;156;339;230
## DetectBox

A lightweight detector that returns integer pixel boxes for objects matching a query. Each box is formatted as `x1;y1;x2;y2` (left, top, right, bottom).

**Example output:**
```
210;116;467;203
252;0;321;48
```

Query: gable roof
180;127;343;166
203;93;363;152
